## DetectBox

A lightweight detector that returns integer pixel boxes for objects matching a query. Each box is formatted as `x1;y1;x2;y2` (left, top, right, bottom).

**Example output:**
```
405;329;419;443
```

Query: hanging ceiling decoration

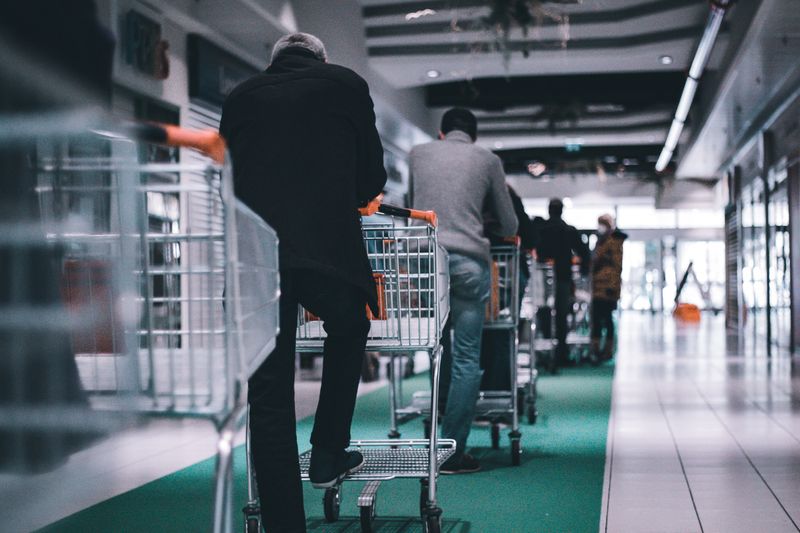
482;0;579;63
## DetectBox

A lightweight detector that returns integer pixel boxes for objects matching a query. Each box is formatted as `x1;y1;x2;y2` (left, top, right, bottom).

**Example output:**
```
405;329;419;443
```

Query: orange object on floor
673;302;701;322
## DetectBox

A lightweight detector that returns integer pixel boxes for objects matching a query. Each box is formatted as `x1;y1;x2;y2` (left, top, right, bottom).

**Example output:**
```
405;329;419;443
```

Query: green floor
40;364;613;533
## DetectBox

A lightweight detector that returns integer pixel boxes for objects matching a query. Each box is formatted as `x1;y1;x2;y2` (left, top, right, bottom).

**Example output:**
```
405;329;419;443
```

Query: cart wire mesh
296;219;448;351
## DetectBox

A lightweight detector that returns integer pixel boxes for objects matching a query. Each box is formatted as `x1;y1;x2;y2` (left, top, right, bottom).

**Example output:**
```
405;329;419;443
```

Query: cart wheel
245;516;260;533
547;354;558;375
243;503;261;533
423;514;442;533
419;480;429;518
388;429;401;439
359;501;376;533
323;487;340;523
404;356;415;378
511;438;521;466
491;424;501;450
527;404;538;425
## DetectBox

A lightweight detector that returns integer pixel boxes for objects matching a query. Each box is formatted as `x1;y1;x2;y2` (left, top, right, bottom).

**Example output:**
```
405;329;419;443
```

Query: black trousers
554;279;573;361
248;269;370;533
591;298;616;340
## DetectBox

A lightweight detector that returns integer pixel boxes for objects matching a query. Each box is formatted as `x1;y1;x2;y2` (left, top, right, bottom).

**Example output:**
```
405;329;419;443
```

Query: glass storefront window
617;205;677;229
676;208;725;229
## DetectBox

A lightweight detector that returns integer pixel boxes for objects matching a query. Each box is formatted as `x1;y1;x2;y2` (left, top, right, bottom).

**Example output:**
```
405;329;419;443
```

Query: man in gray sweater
410;108;517;473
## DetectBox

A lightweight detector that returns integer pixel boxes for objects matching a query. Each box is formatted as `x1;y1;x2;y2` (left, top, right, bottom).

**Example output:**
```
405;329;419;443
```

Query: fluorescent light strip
655;1;730;172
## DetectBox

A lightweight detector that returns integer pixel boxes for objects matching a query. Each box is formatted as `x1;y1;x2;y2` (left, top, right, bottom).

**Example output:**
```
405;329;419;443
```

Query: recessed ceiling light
426;69;441;79
659;55;674;65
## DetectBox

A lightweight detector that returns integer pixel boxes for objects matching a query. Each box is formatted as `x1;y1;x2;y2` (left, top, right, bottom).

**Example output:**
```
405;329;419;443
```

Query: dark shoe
602;333;615;361
589;337;602;366
440;453;481;475
308;448;365;488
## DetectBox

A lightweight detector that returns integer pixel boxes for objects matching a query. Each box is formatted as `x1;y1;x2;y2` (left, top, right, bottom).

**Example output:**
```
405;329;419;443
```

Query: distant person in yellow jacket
591;214;627;363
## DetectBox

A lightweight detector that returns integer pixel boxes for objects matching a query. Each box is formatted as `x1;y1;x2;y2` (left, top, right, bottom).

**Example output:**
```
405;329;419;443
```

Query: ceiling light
406;9;436;21
425;69;441;79
494;141;504;149
659;55;674;65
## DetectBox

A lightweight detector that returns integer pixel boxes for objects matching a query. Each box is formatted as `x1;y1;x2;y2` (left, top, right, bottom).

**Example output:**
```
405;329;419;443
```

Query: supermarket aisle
601;313;800;533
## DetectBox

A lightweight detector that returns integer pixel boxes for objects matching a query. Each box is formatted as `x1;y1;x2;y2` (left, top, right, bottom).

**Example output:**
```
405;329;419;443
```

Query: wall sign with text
187;34;259;109
123;10;170;80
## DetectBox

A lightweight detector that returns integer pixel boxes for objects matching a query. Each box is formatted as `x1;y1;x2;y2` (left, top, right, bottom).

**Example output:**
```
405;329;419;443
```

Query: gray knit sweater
409;130;518;264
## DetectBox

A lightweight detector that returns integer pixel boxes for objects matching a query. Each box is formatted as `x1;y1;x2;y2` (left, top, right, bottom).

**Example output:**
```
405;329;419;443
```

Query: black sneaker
440;453;481;475
308;448;365;488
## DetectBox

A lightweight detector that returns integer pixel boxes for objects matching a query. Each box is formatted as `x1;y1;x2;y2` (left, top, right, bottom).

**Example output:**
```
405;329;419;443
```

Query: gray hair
271;32;327;62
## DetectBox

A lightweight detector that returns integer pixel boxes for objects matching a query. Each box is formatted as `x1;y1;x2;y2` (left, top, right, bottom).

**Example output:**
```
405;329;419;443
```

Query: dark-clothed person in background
591;214;626;362
409;108;517;474
220;33;387;533
537;198;591;368
480;185;536;391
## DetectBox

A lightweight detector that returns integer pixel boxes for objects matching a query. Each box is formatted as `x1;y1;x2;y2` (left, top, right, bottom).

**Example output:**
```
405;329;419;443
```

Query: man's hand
360;193;384;216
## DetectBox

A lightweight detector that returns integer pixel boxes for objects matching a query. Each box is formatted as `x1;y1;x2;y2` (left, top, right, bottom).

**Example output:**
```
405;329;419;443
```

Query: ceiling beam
365;0;698;37
426;72;686;110
368;25;705;56
479;120;672;137
363;0;582;18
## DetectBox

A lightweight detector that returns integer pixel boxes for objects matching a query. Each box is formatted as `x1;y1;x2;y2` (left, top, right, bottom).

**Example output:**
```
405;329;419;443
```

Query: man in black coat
537;198;591;368
220;33;387;532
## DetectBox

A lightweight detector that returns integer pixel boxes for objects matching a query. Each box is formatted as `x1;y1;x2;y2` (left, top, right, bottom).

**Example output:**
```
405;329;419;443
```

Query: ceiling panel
356;0;718;181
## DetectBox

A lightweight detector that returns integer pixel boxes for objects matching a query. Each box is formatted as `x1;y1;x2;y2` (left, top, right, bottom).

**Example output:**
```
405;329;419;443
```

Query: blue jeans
440;253;490;461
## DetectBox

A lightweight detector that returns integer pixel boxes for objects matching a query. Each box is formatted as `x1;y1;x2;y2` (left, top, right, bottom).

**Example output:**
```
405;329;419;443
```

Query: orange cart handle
358;199;438;227
129;123;226;164
502;236;521;246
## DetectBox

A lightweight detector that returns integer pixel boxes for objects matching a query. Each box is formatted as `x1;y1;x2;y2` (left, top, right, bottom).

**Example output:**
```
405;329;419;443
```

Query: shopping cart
515;251;540;425
6;118;280;533
566;264;593;364
400;239;526;463
480;240;523;463
528;262;558;377
243;202;451;533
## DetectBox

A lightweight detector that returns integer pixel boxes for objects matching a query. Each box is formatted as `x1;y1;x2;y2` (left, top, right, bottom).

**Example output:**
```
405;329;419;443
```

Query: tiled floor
601;313;800;533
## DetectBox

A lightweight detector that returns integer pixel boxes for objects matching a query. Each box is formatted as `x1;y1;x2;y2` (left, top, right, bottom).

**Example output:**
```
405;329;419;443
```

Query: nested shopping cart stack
566;263;594;363
391;238;530;465
480;239;525;461
526;261;558;376
0;114;279;533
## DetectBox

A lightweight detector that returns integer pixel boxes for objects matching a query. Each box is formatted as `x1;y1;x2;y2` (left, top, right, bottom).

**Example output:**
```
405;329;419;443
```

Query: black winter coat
220;50;388;311
537;217;591;281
